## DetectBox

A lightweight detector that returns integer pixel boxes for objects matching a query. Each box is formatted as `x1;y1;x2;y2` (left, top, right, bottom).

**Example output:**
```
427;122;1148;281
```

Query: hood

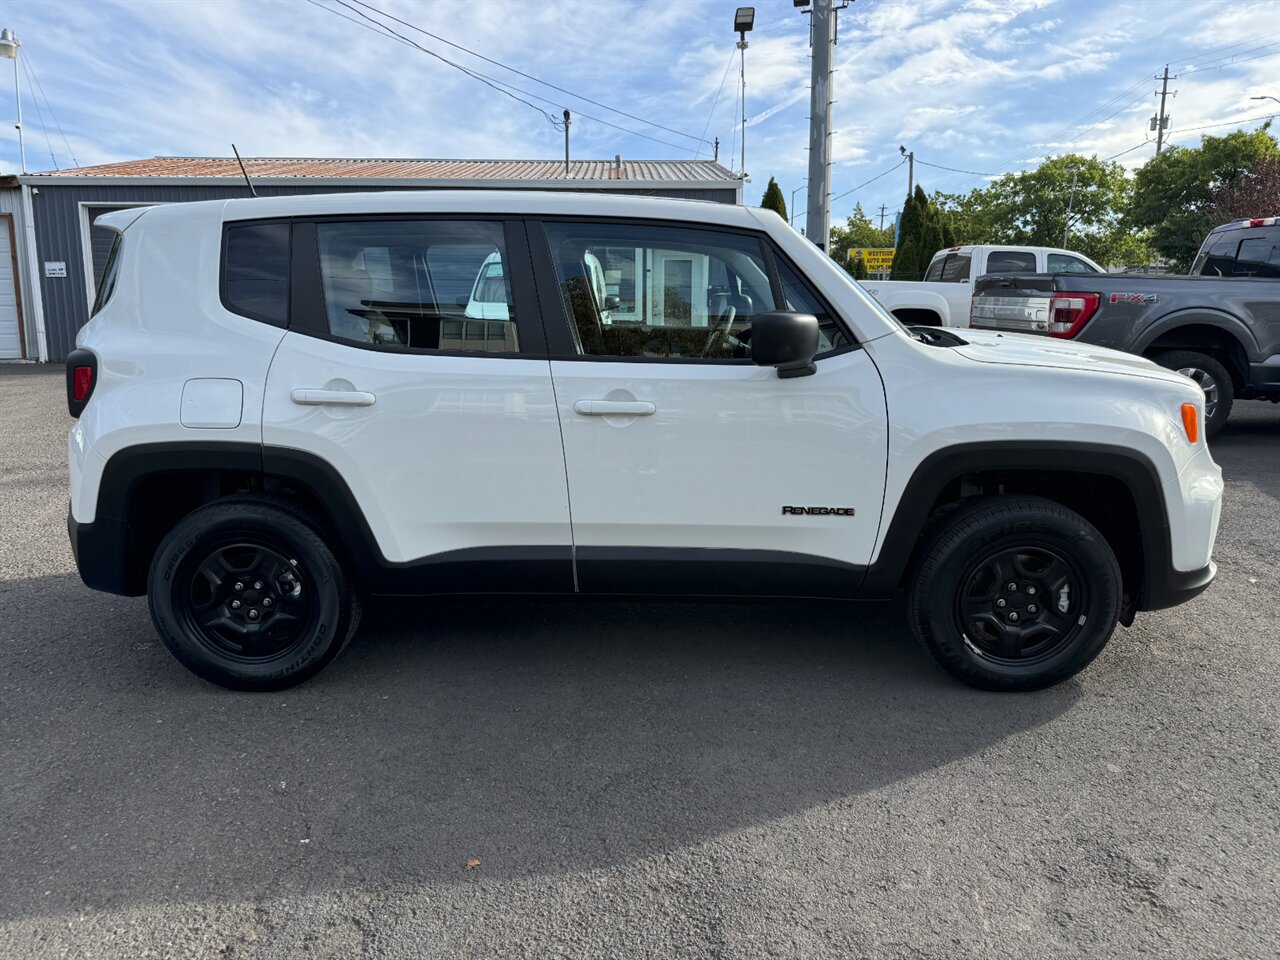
952;329;1191;387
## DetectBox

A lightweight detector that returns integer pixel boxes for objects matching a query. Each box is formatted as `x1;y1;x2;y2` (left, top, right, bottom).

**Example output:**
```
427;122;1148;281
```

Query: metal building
12;156;742;362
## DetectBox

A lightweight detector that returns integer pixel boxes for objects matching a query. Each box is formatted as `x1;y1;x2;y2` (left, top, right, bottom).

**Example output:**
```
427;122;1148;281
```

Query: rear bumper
67;509;139;596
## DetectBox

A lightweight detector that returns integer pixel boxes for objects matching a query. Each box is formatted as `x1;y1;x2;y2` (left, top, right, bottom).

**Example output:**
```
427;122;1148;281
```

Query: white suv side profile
66;192;1223;692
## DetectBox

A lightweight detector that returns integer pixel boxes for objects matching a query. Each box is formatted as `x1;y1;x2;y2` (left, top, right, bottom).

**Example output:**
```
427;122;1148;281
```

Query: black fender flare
1132;307;1259;360
858;441;1175;609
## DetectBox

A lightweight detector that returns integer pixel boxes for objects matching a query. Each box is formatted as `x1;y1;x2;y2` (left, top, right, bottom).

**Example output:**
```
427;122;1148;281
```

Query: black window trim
91;232;124;317
527;214;860;365
219;218;292;328
285;214;549;360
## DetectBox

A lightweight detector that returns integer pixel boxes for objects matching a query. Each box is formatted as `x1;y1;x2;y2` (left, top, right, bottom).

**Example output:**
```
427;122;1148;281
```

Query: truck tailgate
970;274;1060;333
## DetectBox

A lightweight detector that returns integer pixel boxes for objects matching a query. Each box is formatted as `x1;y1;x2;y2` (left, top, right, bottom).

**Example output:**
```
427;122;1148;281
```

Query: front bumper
1143;561;1216;611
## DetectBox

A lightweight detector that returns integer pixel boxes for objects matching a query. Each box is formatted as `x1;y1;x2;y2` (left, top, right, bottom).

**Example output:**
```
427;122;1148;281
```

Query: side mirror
601;294;621;311
751;312;819;378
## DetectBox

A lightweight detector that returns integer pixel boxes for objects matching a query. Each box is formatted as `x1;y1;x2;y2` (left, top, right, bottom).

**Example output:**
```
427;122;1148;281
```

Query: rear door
530;217;888;596
261;216;572;589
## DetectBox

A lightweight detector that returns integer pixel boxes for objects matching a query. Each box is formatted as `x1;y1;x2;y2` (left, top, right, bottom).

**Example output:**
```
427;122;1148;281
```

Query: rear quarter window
222;222;291;325
90;234;122;317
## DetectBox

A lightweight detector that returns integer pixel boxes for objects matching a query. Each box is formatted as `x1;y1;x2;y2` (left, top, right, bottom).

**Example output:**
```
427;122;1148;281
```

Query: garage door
0;216;22;359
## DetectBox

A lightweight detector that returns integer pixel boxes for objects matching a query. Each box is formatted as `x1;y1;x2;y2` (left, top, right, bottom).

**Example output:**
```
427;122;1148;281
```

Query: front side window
986;250;1037;273
1047;253;1098;274
91;234;122;317
316;220;518;353
543;221;847;359
223;222;290;325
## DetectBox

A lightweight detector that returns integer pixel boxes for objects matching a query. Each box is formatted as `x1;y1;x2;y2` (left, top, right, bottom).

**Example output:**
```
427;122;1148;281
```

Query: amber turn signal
1181;403;1199;444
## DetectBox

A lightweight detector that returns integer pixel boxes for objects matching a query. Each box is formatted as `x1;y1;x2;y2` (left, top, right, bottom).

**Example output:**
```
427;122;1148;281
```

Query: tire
1153;350;1234;438
907;496;1121;692
147;495;361;691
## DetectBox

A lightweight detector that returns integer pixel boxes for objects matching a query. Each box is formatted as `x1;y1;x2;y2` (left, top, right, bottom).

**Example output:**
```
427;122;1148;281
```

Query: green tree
759;176;788;221
829;202;893;275
851;254;868;280
1129;124;1278;269
935;154;1139;267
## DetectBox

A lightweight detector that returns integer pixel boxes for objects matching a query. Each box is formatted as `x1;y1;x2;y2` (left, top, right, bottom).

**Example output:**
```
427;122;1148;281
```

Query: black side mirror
751;312;819;378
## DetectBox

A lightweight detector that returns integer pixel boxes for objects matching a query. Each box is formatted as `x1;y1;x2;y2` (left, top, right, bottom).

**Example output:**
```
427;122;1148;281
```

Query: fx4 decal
1109;292;1159;304
782;506;856;517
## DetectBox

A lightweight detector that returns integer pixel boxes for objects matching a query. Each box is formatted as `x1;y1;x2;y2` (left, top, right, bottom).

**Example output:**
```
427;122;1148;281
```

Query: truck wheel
147;496;361;691
907;496;1121;691
1153;350;1233;438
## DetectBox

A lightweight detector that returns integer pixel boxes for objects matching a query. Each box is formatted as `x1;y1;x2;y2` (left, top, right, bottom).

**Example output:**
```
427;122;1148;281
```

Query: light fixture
0;28;18;59
734;7;755;36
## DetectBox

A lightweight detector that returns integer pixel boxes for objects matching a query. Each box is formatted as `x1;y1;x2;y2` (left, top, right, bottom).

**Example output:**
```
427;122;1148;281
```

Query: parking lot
1;362;1277;959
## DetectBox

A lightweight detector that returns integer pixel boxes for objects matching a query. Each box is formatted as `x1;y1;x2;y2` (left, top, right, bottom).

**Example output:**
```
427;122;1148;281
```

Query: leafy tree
829;202;893;275
891;185;957;278
851;254;868;280
1208;155;1280;225
1129;124;1278;270
759;177;788;221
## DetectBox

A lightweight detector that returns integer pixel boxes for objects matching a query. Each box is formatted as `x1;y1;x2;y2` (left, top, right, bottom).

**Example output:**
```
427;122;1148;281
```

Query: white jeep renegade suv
66;191;1223;692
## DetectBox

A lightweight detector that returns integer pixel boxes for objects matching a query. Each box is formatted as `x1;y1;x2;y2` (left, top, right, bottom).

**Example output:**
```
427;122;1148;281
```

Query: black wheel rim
954;545;1088;666
180;541;317;663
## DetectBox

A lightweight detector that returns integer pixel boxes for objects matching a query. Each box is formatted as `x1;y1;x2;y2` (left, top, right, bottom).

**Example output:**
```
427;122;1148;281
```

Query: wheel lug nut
1027;586;1037;596
1007;582;1018;592
995;599;1007;608
248;609;259;620
1008;611;1020;622
262;597;273;608
230;599;241;610
234;582;244;592
1028;604;1038;614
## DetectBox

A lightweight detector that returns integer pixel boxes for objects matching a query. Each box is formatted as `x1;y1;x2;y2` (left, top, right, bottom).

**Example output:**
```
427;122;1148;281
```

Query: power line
309;0;699;152
1102;139;1153;161
694;47;736;161
915;158;997;178
830;158;906;204
1171;112;1276;134
23;53;77;167
19;55;58;171
1181;40;1280;70
346;0;711;146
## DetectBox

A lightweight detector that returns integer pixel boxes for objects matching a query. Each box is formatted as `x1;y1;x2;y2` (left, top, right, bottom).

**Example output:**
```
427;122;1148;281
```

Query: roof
23;156;739;187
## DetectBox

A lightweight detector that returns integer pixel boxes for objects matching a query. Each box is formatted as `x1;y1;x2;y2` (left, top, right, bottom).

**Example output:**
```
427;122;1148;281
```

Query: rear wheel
147;496;361;691
1153;350;1233;438
908;496;1121;691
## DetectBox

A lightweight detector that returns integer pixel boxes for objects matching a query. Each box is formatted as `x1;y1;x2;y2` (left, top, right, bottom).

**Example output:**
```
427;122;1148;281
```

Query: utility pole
563;109;571;176
803;0;845;252
877;204;887;230
1155;65;1172;155
900;145;914;196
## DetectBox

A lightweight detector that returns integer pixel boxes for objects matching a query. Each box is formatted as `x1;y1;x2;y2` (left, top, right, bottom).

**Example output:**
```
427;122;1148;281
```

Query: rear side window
90;234;122;317
1194;232;1238;276
1233;235;1280;278
223;222;291;325
923;257;945;281
940;253;972;282
315;220;518;352
1047;253;1098;274
986;250;1037;273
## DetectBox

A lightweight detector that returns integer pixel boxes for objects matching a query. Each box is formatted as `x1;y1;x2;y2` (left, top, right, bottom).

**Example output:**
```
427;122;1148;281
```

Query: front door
533;218;888;596
260;217;572;590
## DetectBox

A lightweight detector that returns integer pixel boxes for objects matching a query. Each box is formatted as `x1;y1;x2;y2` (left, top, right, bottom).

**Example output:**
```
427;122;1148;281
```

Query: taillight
1249;218;1267;227
65;349;98;417
1047;292;1100;338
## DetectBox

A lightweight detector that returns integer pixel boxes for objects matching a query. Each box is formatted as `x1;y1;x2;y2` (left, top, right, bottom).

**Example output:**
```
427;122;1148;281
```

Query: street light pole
1251;95;1280;105
0;28;25;174
790;185;805;227
734;8;755;180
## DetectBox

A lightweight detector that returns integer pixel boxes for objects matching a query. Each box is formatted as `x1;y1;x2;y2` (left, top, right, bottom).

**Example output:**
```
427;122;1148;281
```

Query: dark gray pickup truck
971;217;1280;436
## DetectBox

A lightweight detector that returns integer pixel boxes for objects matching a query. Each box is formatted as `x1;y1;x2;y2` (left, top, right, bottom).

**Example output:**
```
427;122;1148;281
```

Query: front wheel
147;496;361;691
907;496;1122;691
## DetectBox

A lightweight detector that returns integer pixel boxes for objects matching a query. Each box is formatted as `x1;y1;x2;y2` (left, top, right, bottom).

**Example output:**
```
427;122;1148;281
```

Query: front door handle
573;399;656;417
291;388;377;407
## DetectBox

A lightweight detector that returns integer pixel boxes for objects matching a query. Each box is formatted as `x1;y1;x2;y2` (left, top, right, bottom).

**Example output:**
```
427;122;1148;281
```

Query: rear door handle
291;388;376;407
573;399;656;417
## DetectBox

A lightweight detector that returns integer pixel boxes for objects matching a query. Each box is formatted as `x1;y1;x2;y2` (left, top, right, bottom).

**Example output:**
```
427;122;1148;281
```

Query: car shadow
0;574;1081;921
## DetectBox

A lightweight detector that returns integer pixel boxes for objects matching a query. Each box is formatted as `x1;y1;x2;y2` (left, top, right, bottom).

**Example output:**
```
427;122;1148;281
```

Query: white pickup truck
862;244;1104;327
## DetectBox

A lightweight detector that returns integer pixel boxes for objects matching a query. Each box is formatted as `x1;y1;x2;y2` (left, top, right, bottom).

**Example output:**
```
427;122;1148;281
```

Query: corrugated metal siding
33;183;738;361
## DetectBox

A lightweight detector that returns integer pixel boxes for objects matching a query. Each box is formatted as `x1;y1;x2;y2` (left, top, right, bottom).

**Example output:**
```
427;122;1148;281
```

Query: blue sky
1;0;1277;227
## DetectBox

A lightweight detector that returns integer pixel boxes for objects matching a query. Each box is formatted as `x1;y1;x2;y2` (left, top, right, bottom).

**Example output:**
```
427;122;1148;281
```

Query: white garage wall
0;187;34;360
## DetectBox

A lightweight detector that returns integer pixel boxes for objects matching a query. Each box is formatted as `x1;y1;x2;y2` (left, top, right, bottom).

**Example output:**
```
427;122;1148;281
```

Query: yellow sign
849;247;895;270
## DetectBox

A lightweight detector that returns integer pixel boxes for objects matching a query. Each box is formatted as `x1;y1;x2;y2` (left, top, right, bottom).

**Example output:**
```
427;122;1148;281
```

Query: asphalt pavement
1;363;1277;959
